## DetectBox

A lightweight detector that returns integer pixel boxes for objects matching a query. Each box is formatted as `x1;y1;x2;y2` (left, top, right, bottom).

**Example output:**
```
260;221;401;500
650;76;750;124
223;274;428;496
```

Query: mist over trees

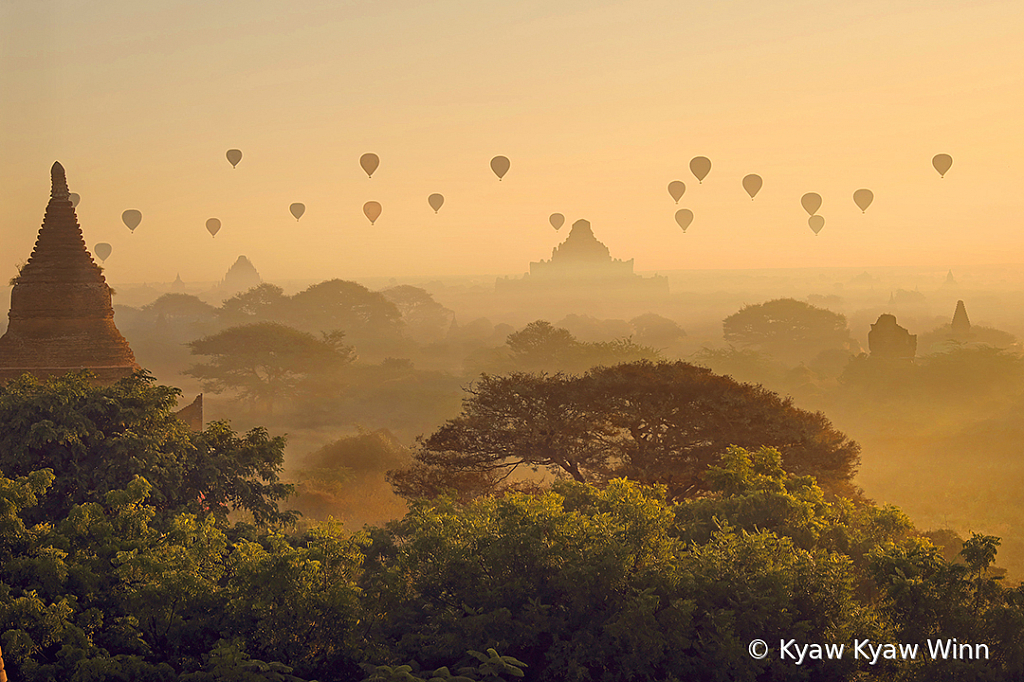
4;377;1024;680
15;270;1024;678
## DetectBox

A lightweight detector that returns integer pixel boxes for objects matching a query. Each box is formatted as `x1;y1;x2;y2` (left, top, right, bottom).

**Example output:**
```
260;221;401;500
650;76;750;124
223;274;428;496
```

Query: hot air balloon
290;203;305;221
94;243;112;262
206;218;221;237
490;155;510;180
801;193;822;216
363;201;382;225
69;193;80;208
668;181;686;204
428;193;444;213
122;210;142;232
226;149;242;168
742;174;762;200
360;153;379;178
853;189;874;213
690;157;711;184
933;154;953;178
809;215;825;235
675;209;694;232
549;213;565;230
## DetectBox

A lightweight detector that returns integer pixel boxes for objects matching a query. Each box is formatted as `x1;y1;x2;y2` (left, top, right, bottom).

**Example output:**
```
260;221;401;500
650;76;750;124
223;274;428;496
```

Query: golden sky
1;0;1022;283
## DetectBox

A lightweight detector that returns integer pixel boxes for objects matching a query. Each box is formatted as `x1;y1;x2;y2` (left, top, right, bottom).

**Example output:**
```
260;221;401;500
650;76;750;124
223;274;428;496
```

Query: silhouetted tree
380;285;455;343
629;312;686;347
723;298;855;364
219;283;289;324
288;280;403;340
500;320;659;374
185;322;355;414
390;360;860;500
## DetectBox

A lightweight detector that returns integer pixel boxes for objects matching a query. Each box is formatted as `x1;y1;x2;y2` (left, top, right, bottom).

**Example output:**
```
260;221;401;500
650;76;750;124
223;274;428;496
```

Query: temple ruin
868;313;916;360
0;162;140;384
496;219;668;295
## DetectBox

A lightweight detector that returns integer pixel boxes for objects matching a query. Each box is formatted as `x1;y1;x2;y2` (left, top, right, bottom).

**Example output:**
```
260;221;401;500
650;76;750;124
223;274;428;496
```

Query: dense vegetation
3;372;1024;681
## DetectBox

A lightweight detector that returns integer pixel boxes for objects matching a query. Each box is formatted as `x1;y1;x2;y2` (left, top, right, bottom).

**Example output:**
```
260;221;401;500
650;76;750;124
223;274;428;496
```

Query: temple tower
0;162;139;384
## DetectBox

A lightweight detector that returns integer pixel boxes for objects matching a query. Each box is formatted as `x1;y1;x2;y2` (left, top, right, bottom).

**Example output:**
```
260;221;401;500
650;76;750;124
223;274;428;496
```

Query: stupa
0;162;140;384
497;219;668;294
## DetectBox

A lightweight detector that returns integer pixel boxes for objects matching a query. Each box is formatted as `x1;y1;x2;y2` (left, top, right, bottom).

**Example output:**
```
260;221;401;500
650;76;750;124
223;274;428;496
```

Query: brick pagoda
0;162;140;384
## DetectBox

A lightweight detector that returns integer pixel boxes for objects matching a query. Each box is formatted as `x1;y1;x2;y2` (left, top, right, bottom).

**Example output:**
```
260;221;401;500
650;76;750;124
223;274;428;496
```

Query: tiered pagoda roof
0;162;139;384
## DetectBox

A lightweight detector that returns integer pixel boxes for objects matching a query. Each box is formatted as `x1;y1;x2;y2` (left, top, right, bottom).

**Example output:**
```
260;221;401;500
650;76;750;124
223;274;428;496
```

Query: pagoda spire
50;161;70;200
0;162;139;384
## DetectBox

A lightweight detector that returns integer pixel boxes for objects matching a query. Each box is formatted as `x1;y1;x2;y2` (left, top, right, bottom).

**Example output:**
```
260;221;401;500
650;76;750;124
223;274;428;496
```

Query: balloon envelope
290;203;305;221
668;181;686;203
69;192;80;208
675;209;694;232
549;213;565;230
853;189;874;213
690;157;711;183
428;193;444;213
363;201;382;224
742;174;762;199
360;153;379;178
206;218;221;236
122;209;142;231
801;193;822;216
809;215;825;235
932;154;953;177
226;149;242;168
490;155;510;180
94;243;112;262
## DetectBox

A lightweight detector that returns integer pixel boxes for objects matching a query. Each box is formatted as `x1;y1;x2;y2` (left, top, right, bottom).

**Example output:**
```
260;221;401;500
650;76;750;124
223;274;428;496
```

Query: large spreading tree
389;360;861;500
185;322;355;415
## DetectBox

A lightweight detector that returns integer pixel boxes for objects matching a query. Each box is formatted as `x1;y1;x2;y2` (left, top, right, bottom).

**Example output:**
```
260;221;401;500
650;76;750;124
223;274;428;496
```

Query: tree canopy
723;298;855;364
0;371;295;527
3;435;1024;681
185;322;355;414
497;320;660;374
389;360;861;500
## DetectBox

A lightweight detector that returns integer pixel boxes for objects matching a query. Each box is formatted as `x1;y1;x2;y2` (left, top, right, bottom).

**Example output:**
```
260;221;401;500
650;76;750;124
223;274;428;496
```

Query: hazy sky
2;0;1022;284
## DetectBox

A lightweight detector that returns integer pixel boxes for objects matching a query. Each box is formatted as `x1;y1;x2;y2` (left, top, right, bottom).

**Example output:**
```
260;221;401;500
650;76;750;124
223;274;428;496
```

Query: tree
723;298;855;365
185;322;355;414
380;285;455;344
0;371;296;526
389;360;860;500
219;283;289;324
502;321;659;374
629;313;686;348
369;461;881;681
288;280;403;338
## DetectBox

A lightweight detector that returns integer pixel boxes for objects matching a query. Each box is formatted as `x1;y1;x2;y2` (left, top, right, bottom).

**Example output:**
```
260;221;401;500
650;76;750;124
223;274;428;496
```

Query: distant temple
868;314;916;360
0;162;140;384
497;219;668;294
951;300;971;339
220;256;261;296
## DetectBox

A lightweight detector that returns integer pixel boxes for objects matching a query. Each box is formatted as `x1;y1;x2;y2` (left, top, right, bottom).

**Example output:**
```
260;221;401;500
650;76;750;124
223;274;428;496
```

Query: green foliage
358;648;524;682
5;375;1024;681
0;371;295;527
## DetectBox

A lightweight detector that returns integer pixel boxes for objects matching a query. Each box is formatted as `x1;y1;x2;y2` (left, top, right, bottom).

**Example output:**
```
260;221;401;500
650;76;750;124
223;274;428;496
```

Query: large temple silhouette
0;163;140;384
496;219;668;296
